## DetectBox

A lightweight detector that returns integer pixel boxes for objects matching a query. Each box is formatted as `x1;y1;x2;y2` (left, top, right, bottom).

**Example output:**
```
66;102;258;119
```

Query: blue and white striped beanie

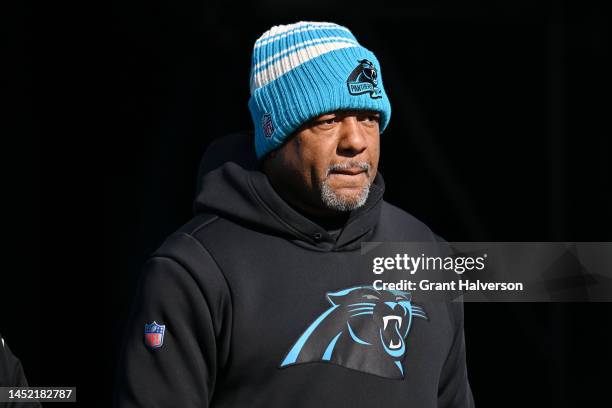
248;21;392;159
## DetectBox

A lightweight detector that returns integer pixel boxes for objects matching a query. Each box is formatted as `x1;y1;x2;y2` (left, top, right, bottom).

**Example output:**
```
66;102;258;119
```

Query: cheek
367;134;381;177
281;141;318;192
298;137;337;183
286;154;313;189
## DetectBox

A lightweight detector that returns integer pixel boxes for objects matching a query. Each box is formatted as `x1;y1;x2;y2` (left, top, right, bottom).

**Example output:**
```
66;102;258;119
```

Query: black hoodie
0;333;41;408
115;132;474;408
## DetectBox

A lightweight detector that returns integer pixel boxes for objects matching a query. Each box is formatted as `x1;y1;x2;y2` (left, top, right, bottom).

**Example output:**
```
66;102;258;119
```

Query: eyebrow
321;111;380;119
303;111;380;128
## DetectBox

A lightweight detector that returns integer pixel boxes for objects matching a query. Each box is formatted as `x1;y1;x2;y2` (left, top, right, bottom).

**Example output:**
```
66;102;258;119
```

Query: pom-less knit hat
248;21;392;159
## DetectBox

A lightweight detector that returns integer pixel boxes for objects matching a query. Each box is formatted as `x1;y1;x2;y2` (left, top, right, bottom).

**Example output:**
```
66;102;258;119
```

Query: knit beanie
248;21;392;159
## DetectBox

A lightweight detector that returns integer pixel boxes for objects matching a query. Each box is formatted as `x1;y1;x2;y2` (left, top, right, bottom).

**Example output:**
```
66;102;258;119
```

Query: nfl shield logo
144;321;166;349
262;113;275;138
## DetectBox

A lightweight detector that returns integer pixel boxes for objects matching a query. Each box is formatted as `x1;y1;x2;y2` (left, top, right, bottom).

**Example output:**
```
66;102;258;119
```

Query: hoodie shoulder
156;213;224;264
146;215;231;319
177;213;222;236
378;201;445;242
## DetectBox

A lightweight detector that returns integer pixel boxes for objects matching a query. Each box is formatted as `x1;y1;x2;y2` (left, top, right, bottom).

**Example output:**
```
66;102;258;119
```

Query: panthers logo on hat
280;286;428;379
346;59;382;99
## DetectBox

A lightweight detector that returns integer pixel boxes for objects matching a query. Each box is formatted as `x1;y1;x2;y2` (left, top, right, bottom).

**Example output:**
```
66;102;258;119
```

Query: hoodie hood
193;132;385;251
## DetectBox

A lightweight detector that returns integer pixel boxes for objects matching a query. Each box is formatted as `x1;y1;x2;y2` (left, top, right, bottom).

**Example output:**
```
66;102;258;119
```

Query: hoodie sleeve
115;232;232;408
437;300;475;408
0;335;42;408
1;336;28;387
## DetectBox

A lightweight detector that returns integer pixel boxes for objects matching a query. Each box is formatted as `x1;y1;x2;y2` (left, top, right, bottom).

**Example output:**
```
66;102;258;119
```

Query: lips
330;168;366;176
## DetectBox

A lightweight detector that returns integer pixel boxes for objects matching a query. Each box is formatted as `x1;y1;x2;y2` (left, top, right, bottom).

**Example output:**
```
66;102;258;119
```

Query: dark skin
262;109;381;226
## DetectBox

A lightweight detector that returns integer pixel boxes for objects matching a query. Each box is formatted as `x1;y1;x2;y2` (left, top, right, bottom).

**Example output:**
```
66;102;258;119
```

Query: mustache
325;161;371;177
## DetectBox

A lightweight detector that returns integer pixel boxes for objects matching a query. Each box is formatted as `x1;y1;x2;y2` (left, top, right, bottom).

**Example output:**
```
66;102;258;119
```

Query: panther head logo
357;59;378;86
346;60;382;98
280;286;428;379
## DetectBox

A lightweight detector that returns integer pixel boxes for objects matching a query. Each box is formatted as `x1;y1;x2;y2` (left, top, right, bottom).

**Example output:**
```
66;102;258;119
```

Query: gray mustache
326;161;371;177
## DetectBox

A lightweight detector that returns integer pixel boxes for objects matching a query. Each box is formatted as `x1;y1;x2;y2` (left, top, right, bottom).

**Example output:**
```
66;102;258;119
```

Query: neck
299;206;350;231
263;175;350;232
279;187;351;230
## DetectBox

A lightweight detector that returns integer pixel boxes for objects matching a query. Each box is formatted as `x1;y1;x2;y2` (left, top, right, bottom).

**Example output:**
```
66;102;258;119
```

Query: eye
358;113;380;125
363;294;379;300
311;116;338;129
396;296;405;301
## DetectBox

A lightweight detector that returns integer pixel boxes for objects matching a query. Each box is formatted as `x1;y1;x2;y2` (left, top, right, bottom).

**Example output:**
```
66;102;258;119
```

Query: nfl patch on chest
144;321;166;349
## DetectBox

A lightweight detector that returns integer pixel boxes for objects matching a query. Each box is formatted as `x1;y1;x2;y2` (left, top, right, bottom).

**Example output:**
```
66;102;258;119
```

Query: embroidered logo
262;113;275;138
144;321;166;349
279;286;428;379
346;59;382;99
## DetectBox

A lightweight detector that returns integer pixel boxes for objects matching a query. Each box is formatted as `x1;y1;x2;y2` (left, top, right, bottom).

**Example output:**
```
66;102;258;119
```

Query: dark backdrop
5;0;611;407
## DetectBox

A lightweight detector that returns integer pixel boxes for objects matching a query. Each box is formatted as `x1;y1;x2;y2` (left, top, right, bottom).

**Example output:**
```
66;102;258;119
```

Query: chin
320;183;370;212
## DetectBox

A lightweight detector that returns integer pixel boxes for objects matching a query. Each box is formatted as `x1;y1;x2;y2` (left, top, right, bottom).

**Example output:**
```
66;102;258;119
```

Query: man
115;21;474;407
0;333;41;408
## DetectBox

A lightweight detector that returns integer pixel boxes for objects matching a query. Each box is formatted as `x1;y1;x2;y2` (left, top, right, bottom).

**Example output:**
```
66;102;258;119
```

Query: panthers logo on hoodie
280;286;428;379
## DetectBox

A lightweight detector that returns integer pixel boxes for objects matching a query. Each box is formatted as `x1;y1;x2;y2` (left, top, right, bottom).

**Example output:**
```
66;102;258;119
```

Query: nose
336;117;368;157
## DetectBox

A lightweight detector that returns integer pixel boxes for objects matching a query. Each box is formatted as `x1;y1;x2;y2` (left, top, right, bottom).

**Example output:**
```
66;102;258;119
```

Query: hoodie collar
247;168;385;250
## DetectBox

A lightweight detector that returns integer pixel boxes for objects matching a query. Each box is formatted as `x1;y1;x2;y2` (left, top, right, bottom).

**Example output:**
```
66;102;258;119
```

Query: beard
319;161;372;212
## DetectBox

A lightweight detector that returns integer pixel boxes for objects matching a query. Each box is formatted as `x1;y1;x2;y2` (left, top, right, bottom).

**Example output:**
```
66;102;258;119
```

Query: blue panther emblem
280;286;428;379
346;59;383;99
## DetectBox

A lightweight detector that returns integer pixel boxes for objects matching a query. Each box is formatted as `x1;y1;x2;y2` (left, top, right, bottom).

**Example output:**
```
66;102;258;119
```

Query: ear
326;286;381;306
327;289;351;306
391;290;412;302
261;149;281;178
267;149;278;159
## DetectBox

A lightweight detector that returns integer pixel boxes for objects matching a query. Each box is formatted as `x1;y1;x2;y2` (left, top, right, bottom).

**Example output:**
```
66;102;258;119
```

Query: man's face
263;110;381;215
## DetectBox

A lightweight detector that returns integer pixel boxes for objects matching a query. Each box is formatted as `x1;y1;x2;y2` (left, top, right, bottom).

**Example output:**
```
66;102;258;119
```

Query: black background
4;0;611;407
